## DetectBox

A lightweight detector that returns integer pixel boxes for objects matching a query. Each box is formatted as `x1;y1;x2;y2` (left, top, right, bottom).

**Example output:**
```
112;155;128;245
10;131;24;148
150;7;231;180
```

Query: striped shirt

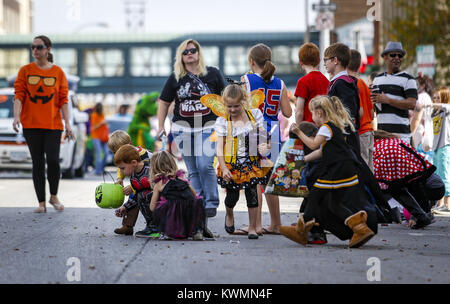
372;71;418;138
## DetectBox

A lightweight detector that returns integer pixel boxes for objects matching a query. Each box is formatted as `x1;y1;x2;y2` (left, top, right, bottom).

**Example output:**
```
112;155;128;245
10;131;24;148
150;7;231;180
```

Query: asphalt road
0;170;449;284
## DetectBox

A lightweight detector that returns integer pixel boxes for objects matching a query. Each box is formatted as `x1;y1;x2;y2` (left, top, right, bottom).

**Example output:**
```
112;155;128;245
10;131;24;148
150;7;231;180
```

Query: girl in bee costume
201;84;272;239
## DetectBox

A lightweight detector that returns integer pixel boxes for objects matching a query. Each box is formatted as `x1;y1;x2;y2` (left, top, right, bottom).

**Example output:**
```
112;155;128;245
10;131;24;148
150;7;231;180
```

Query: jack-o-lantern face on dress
26;75;56;104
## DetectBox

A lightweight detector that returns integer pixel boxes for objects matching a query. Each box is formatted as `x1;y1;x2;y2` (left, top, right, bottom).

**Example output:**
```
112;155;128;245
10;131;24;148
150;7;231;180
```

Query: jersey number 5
258;89;281;116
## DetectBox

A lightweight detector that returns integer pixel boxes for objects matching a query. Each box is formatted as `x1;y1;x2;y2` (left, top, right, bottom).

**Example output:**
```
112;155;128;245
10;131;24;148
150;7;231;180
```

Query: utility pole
305;0;310;43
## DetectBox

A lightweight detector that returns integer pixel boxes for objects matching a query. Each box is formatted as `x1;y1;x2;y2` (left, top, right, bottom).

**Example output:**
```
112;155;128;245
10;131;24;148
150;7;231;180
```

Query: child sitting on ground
149;151;206;240
113;144;159;238
108;130;155;236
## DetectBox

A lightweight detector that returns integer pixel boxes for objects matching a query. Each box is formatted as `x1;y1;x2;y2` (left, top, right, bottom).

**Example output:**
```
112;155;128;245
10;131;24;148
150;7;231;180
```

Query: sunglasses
27;75;56;86
30;44;48;50
389;53;404;59
182;48;197;56
323;56;335;63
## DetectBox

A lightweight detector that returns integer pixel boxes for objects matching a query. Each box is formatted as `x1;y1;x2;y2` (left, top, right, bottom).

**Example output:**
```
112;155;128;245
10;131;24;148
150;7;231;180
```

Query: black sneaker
205;208;217;218
307;230;328;245
135;226;161;238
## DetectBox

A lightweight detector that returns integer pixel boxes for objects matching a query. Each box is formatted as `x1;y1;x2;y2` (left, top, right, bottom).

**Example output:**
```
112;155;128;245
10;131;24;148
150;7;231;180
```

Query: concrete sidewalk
0;177;449;284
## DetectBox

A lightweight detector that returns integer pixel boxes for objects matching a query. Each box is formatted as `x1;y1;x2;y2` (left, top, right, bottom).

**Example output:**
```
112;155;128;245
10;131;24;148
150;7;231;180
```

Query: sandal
49;200;64;211
33;206;47;213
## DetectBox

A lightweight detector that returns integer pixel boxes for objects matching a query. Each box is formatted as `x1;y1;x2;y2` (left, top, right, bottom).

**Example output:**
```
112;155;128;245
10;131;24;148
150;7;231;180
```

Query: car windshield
0;94;14;118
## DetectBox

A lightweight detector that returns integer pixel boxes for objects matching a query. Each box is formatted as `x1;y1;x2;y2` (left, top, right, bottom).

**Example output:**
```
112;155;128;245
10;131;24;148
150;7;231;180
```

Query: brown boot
345;211;375;248
114;225;134;235
280;215;314;246
114;207;139;235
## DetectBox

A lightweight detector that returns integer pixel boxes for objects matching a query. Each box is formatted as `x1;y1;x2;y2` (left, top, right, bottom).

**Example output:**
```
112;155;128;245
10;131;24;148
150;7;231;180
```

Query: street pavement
0;170;449;284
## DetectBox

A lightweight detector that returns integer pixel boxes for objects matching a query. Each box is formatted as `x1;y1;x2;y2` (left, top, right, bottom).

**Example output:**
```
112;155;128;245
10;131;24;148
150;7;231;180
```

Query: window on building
202;46;220;69
272;45;302;74
224;46;251;76
0;49;28;78
130;47;171;77
53;48;77;75
83;49;124;77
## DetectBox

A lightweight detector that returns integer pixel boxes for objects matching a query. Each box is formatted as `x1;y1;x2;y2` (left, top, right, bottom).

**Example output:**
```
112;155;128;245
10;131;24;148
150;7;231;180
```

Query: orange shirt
358;78;374;135
14;62;68;130
90;112;108;140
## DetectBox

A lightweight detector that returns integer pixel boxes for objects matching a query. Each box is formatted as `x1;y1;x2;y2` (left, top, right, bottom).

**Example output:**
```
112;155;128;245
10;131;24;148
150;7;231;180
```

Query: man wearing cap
371;42;418;143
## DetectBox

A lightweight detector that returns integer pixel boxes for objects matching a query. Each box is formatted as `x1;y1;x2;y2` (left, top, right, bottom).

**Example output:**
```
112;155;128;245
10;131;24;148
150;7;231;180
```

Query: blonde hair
149;151;178;183
108;130;132;153
174;39;207;82
309;95;355;133
113;144;140;165
248;43;276;83
221;84;249;111
438;87;450;104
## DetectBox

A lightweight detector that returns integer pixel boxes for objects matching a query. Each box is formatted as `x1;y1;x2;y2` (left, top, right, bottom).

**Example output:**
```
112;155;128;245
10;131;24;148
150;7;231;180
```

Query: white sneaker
193;231;203;241
434;207;450;215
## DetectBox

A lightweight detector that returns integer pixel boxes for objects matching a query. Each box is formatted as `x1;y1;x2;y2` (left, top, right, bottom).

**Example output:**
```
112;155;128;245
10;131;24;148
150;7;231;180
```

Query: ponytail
329;96;355;133
261;60;276;83
309;95;355;134
248;43;275;83
47;52;54;63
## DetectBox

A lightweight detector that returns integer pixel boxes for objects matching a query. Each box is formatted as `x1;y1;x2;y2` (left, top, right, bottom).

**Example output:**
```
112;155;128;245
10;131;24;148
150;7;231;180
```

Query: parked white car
0;87;88;178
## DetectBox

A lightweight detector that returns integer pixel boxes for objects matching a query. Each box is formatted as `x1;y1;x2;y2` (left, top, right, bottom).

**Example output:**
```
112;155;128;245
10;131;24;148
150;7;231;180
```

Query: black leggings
225;186;258;209
23;129;62;203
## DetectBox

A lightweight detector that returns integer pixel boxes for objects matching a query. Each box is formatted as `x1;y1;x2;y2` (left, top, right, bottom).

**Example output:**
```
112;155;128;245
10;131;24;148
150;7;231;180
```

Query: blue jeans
172;129;219;210
93;139;109;175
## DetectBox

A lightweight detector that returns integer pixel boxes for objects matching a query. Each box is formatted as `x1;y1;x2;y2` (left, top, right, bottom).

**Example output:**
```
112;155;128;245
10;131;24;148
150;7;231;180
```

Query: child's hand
116;178;124;186
258;143;270;156
222;167;233;182
290;123;301;136
115;206;126;217
122;185;132;196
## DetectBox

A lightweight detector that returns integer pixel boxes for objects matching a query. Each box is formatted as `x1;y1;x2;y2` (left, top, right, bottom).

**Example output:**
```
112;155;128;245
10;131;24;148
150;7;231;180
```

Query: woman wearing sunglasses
157;39;226;222
13;35;72;213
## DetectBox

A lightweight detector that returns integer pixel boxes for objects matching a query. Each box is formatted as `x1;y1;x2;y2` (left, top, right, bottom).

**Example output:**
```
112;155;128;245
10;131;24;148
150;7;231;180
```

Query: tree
389;0;450;86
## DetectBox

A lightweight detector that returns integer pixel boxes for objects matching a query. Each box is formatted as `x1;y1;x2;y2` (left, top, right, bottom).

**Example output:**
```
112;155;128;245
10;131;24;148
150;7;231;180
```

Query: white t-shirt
411;92;433;148
317;124;332;139
215;109;265;163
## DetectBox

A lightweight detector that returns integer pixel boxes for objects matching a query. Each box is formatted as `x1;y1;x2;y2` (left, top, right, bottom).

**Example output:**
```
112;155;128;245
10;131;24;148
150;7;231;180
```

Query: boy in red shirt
348;49;374;171
294;43;330;124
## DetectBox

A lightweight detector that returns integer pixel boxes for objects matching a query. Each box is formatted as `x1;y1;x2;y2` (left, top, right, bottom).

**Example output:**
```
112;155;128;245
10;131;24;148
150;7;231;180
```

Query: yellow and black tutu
217;158;273;190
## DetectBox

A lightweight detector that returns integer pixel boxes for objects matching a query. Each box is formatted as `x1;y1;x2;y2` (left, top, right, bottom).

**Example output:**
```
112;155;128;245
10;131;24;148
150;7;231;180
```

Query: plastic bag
422;106;434;152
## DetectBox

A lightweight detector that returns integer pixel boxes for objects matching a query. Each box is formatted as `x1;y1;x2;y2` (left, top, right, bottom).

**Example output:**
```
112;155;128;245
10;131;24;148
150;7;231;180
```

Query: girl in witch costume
201;84;272;239
149;151;206;240
283;95;378;248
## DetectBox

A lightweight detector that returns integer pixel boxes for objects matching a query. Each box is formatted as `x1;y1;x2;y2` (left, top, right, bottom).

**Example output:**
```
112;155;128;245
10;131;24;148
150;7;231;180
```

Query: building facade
0;0;32;34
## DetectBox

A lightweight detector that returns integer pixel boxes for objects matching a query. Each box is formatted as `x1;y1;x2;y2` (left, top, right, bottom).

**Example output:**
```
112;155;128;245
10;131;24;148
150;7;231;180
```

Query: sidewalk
1;177;449;284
